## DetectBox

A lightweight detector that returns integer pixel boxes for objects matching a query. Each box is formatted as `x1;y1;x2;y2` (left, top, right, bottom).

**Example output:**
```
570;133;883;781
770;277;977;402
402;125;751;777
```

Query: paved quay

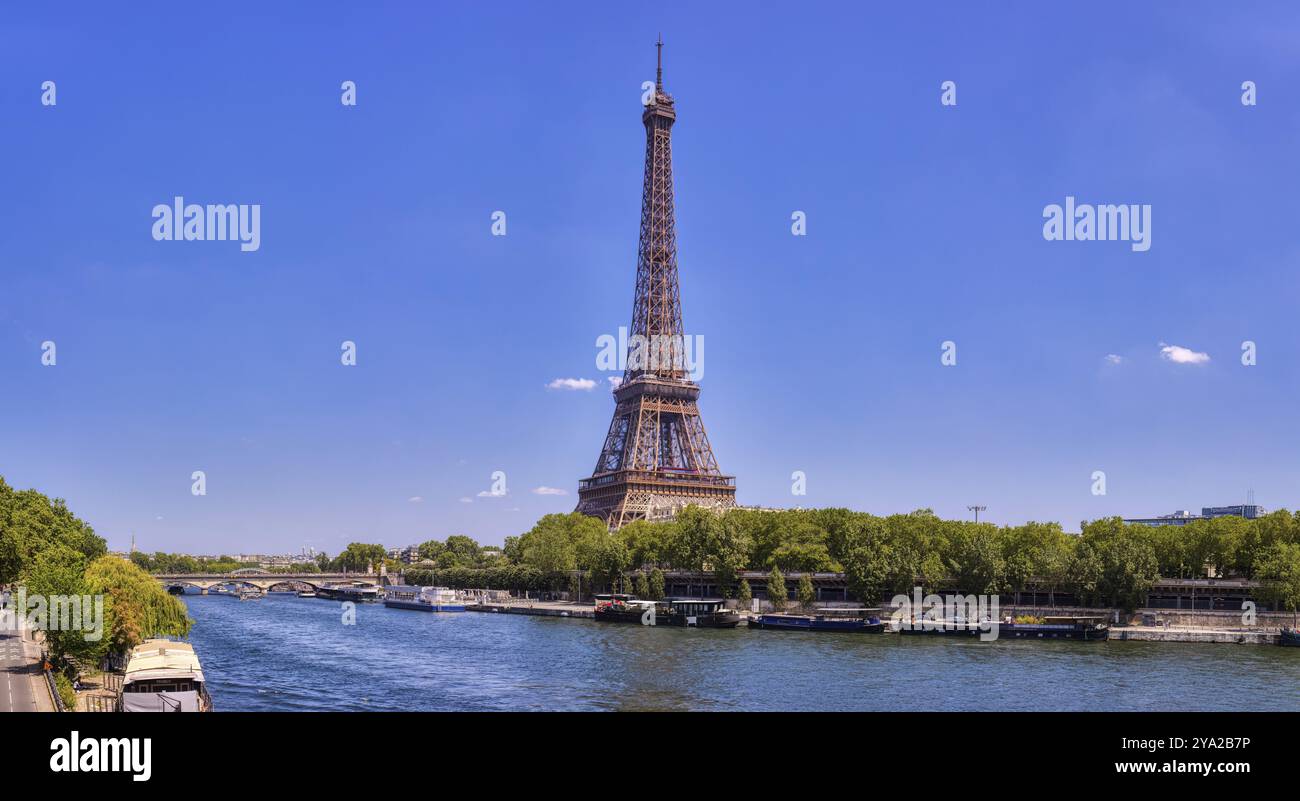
1109;626;1279;645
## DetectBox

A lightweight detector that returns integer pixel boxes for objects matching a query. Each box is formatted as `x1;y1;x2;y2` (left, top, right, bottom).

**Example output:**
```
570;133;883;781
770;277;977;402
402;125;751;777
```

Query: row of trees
0;476;193;670
114;502;1300;615
402;507;1300;613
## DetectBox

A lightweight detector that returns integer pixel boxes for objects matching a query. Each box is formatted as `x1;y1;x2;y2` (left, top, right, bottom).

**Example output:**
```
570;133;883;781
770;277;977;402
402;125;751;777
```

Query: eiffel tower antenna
656;34;664;89
576;40;736;529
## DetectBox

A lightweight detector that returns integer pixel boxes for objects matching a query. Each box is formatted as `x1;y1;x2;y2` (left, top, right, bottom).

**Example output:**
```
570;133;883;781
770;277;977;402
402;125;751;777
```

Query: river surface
181;593;1300;712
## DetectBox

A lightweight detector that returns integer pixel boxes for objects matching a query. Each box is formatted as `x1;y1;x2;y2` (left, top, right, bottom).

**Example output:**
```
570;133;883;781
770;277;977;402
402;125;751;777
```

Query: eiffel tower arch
576;39;737;529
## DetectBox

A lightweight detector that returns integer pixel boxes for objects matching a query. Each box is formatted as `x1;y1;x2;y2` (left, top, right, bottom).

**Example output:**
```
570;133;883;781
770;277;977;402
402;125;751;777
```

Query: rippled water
182;594;1300;712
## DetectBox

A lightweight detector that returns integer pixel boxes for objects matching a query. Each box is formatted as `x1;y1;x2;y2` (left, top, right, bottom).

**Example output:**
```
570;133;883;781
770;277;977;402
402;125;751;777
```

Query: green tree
21;544;104;666
443;535;482;568
84;556;192;657
797;574;816;610
1073;518;1160;612
648;568;666;601
617;520;676;569
770;520;835;573
834;514;895;606
0;477;107;583
672;505;751;596
337;543;387;573
946;522;1005;594
1254;542;1300;623
416;539;447;564
736;578;753;611
586;536;630;592
767;567;787;611
633;572;649;599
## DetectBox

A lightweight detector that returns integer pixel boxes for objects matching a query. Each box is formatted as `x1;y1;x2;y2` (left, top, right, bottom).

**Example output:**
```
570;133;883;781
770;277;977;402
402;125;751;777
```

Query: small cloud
155;515;164;520
607;376;623;389
506;507;521;512
477;489;507;498
532;486;568;496
1104;354;1124;365
546;378;596;391
458;497;473;504
408;496;423;503
1159;342;1210;365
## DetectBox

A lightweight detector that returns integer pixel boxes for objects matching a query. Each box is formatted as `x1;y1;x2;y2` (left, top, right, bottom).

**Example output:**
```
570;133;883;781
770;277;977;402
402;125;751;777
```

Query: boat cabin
119;639;212;712
663;598;728;616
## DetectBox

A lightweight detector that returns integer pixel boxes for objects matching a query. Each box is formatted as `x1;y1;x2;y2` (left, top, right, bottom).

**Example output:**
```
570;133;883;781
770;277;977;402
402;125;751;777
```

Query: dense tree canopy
0;476;106;584
0;476;191;666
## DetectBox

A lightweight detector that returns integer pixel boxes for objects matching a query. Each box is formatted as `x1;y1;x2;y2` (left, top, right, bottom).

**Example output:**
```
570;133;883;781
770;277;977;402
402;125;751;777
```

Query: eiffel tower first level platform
575;39;736;529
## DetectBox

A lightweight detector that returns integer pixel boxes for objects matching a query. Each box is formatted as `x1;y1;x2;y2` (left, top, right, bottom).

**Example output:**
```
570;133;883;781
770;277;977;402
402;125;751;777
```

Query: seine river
182;593;1300;712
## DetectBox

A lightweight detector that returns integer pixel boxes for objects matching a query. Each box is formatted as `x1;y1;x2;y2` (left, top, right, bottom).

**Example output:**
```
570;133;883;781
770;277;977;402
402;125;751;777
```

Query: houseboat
749;608;885;633
118;639;212;712
383;585;465;612
1279;626;1299;647
895;615;1109;640
593;595;740;628
895;618;988;636
1000;615;1110;641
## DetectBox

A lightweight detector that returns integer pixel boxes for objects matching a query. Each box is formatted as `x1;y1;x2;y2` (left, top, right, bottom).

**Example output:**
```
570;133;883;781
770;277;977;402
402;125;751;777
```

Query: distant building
388;546;420;564
1125;504;1266;527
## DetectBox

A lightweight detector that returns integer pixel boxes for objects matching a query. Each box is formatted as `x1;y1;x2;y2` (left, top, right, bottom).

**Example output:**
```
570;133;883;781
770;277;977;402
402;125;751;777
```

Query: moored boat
1280;627;1300;647
316;583;382;602
118;639;212;712
894;615;1109;641
594;595;740;628
1001;616;1110;641
383;585;466;612
749;608;885;633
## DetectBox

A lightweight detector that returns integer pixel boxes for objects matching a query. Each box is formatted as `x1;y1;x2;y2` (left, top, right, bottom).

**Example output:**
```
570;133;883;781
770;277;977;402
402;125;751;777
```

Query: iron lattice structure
576;40;736;529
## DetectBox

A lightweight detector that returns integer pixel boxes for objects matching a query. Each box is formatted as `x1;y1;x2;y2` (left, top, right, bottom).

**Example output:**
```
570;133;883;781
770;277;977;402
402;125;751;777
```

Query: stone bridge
154;570;388;593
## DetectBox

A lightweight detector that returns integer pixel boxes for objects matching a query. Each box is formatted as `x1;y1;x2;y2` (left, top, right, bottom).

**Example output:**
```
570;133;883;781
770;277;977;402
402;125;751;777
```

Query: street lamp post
967;505;987;524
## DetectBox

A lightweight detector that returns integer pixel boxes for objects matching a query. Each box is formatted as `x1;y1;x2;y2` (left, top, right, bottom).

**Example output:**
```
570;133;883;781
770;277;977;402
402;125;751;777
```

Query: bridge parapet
154;572;382;591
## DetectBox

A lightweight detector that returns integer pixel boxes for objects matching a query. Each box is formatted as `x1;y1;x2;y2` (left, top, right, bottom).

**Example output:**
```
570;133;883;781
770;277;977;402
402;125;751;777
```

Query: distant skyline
4;2;1300;555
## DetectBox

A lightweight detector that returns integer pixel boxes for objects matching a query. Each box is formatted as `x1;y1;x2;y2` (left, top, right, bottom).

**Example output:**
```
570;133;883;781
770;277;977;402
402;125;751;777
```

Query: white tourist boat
383;585;466;612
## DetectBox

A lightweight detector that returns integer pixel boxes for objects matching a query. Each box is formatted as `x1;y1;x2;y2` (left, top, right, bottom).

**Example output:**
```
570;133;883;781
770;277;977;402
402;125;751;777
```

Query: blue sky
3;2;1300;555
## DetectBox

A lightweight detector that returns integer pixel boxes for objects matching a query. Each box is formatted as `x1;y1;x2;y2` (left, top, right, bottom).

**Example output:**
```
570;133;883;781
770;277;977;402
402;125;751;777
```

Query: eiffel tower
576;38;737;529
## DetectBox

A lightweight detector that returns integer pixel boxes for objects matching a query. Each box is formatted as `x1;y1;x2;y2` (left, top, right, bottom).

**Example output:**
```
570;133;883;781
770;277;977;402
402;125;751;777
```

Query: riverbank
457;599;1292;645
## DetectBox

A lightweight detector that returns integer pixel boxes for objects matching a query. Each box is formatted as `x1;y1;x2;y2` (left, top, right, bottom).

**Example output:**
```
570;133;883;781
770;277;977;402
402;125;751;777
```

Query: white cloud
1104;354;1124;365
532;486;568;496
546;377;596;391
477;489;507;498
1159;342;1210;365
458;497;473;504
607;376;623;389
407;496;423;503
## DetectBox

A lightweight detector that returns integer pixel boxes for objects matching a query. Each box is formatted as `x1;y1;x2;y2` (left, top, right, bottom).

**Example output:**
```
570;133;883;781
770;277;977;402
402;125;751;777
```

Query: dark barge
593;595;740;628
749;608;885;633
895;615;1109;641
